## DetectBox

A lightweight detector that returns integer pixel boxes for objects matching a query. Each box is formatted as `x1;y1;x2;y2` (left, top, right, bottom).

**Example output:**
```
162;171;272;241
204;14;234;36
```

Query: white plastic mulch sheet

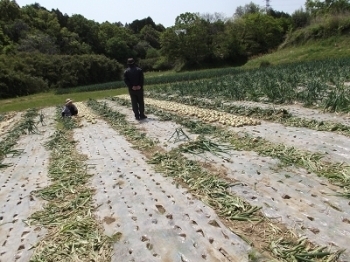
73;117;252;262
0;108;55;262
230;122;350;164
223;100;350;126
0;112;23;143
106;101;350;260
104;100;199;151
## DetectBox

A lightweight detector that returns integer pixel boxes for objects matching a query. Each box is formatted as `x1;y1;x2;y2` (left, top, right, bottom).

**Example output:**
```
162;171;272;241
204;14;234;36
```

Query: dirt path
73;115;253;262
0;108;55;262
106;99;350;260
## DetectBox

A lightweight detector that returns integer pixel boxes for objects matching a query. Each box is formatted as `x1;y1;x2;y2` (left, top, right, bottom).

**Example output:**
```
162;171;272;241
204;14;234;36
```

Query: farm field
0;91;349;261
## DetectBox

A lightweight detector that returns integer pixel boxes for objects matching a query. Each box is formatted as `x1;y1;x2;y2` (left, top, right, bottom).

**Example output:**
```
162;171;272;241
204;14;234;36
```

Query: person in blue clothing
123;58;147;120
61;98;78;117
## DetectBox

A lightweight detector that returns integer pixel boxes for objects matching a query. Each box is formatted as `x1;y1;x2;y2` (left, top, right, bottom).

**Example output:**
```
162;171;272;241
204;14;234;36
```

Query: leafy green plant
323;82;350;112
147;58;350;112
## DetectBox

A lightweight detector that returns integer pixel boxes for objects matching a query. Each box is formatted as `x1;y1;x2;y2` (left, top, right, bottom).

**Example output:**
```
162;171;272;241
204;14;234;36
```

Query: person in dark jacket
123;58;147;120
61;98;78;117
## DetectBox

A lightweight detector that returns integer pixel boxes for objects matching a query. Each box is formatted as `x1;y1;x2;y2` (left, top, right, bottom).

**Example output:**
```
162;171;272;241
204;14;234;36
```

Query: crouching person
62;98;78;117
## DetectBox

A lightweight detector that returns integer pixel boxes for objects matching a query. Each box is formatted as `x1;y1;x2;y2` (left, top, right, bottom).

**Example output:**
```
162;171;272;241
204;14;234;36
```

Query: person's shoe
140;115;147;120
135;116;140;120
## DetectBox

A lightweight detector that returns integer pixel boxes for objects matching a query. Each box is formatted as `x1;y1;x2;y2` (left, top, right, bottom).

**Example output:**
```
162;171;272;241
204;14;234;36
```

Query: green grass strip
55;67;242;94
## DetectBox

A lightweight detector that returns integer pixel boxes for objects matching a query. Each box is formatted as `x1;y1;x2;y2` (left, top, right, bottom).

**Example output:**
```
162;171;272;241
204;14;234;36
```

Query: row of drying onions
75;102;97;124
117;95;260;127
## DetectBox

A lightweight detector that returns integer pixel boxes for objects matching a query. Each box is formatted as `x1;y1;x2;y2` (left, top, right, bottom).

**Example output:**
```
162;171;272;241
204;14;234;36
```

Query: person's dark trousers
129;91;145;119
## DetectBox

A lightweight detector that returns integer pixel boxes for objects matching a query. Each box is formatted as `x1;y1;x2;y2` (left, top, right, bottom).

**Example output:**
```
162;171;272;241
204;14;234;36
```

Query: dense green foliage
0;53;123;98
1;0;350;99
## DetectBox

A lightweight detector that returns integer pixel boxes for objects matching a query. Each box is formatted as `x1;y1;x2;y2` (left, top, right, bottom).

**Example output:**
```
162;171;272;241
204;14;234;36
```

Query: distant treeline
0;53;123;98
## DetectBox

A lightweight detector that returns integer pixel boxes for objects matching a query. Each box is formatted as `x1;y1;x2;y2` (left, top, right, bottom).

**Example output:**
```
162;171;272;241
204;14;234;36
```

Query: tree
161;12;223;67
267;9;291;19
58;27;91;54
20;4;61;39
175;12;199;26
0;26;11;54
105;36;135;62
18;32;58;54
0;0;21;22
140;24;161;49
127;17;157;34
159;27;180;61
306;0;350;15
133;40;150;59
291;8;311;29
67;14;101;53
231;13;284;56
200;12;227;23
51;8;69;28
5;19;30;42
221;19;248;61
234;2;263;18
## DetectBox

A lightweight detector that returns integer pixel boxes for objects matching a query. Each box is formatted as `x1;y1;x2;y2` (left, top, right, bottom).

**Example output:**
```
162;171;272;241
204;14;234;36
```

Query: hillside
243;35;350;69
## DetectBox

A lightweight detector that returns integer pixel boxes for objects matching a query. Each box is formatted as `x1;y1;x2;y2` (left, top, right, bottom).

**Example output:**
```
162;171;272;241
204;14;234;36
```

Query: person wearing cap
123;58;147;120
61;98;78;117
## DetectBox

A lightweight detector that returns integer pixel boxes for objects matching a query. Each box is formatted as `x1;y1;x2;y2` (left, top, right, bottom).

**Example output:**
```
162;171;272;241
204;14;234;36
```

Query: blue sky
15;0;306;27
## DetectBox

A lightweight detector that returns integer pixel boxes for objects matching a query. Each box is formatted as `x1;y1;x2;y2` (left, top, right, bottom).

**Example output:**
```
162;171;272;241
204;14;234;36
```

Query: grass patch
243;35;350;69
0;89;128;113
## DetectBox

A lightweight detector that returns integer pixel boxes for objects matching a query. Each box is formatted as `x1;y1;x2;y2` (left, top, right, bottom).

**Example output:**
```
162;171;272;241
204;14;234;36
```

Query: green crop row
55;67;243;94
148;58;350;113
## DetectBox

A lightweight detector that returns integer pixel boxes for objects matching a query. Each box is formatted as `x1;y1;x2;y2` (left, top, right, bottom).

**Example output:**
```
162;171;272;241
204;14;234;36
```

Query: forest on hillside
1;0;350;98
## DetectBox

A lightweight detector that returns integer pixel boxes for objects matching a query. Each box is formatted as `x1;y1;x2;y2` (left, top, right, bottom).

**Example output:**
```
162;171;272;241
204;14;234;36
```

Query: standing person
123;58;147;120
61;98;78;117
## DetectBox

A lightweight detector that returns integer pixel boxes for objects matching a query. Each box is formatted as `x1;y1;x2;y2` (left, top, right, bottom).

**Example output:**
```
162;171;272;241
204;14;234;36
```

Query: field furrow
0;96;348;261
0;108;55;262
73;112;254;261
229;121;350;163
107;99;350;260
